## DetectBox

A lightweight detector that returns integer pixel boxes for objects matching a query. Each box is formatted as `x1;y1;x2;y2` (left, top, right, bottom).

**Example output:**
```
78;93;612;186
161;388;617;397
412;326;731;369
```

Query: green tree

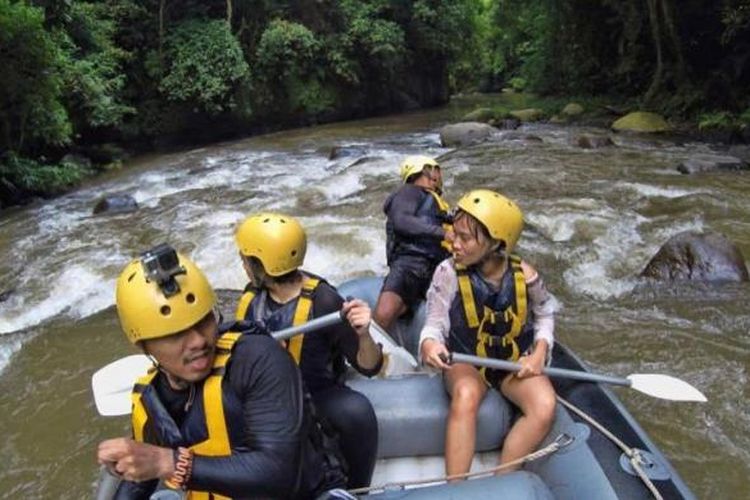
0;0;71;153
159;19;249;113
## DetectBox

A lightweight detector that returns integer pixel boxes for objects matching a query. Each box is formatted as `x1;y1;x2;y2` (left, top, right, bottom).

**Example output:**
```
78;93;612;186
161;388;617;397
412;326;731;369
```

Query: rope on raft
348;432;573;495
556;395;664;500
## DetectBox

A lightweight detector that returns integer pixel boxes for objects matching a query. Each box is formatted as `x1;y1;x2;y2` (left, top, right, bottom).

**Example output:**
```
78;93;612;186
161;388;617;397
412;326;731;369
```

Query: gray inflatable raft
339;276;695;500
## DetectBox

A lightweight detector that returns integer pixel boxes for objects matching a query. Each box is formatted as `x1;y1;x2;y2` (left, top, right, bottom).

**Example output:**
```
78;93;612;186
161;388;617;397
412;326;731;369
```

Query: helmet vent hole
127;272;136;282
160;305;171;316
291;250;297;257
263;218;270;223
473;197;480;204
185;293;196;304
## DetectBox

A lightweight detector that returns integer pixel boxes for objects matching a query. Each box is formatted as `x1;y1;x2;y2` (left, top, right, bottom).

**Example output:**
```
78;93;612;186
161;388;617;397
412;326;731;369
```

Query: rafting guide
374;156;453;334
96;244;350;499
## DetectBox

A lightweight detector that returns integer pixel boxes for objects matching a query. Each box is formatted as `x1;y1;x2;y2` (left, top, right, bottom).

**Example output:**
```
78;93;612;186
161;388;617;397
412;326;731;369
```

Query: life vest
448;255;534;384
131;332;244;500
234;275;323;364
385;187;452;264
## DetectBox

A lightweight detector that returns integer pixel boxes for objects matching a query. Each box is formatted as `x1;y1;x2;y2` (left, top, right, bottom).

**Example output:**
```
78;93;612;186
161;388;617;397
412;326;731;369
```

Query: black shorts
381;256;436;311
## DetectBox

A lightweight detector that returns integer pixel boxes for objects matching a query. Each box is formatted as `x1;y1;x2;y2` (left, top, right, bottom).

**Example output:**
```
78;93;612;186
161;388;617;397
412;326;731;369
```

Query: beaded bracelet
165;447;193;490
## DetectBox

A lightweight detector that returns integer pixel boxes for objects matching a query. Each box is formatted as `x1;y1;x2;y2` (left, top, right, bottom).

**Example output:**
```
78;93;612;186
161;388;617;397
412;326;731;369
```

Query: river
0;94;748;498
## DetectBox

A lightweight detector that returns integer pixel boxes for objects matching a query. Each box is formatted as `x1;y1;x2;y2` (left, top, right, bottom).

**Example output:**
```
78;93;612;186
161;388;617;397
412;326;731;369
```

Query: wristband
165;447;193;490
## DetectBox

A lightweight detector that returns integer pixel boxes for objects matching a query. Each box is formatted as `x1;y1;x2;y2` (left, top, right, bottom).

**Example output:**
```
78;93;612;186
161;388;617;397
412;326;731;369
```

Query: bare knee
526;391;556;431
450;382;484;417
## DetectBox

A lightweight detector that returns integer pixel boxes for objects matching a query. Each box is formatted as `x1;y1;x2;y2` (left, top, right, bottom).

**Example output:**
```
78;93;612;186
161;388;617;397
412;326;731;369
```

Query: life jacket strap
287;277;321;364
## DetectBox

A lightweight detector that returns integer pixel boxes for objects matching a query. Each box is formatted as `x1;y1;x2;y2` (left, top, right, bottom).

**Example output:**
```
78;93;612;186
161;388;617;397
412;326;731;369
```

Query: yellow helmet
399;155;440;184
115;248;216;344
457;189;524;253
235;213;306;276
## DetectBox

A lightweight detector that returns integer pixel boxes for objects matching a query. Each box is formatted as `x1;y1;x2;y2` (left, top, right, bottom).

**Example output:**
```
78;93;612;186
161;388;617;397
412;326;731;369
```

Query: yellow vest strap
287;277;321;364
427;190;453;252
234;290;256;321
132;369;158;443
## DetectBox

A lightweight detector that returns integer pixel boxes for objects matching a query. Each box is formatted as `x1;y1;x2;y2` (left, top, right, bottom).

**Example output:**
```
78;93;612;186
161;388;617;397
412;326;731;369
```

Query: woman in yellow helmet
96;244;348;498
375;155;452;333
234;213;383;489
419;190;557;478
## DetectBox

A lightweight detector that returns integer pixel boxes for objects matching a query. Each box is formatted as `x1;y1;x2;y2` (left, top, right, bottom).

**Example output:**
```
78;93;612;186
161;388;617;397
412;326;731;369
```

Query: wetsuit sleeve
186;335;305;498
419;259;457;349
388;186;445;239
313;285;383;377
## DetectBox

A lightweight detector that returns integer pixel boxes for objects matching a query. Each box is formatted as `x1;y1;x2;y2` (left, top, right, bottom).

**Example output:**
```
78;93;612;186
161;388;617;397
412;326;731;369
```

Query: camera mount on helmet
140;243;186;297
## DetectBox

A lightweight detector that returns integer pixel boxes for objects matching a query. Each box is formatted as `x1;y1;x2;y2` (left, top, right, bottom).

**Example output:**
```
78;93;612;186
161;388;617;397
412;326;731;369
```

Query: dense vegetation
1;0;749;207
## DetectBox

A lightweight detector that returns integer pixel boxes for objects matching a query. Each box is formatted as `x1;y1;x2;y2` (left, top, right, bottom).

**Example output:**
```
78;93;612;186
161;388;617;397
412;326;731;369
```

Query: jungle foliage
1;0;749;206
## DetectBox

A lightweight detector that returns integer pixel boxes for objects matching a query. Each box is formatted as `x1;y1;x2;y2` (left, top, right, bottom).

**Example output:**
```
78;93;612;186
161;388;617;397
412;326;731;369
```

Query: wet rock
439;122;494;147
492;118;521;130
509;108;544;122
612;111;671;133
641;231;749;282
462;108;498;123
329;145;367;160
677;154;748;174
562;103;584;117
0;289;15;303
572;134;614;149
93;194;139;215
346;156;384;168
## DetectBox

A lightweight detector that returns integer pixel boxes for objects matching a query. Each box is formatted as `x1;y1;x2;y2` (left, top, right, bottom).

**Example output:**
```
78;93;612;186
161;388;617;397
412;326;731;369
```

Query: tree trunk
227;0;232;26
659;0;685;83
159;0;166;69
644;0;664;105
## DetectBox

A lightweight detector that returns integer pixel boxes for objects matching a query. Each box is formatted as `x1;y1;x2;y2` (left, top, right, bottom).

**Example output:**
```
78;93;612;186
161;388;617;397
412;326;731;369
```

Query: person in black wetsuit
374;155;453;333
96;244;349;499
234;213;383;489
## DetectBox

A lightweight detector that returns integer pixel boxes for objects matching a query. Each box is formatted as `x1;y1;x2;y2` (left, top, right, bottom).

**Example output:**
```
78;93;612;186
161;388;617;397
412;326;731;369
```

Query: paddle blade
92;354;153;416
368;321;419;376
627;374;707;402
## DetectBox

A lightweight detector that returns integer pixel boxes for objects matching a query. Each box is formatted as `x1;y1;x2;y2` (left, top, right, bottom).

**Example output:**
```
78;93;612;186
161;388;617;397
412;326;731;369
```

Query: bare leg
444;364;488;479
373;290;407;332
498;374;556;471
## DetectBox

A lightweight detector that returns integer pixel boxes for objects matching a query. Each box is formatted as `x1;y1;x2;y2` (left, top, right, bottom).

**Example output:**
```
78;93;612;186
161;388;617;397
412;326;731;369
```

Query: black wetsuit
113;323;345;499
248;281;382;489
383;184;450;310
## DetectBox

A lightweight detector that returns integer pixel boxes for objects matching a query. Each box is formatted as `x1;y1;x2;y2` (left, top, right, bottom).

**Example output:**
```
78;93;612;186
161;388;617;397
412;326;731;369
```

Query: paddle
92;310;345;416
447;352;707;402
368;320;419;376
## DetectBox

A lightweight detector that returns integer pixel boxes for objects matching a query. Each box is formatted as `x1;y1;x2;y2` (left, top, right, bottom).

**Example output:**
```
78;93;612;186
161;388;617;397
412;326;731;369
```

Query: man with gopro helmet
96;243;348;499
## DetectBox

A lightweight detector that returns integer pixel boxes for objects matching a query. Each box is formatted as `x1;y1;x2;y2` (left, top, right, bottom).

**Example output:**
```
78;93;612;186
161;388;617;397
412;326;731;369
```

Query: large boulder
612;112;671;133
641;231;749;282
676;154;747;174
439;122;495;147
561;102;584;117
93;194;138;215
509;108;544;122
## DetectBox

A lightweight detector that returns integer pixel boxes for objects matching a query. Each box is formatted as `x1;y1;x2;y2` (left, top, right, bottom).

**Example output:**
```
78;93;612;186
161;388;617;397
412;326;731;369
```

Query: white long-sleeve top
419;258;558;360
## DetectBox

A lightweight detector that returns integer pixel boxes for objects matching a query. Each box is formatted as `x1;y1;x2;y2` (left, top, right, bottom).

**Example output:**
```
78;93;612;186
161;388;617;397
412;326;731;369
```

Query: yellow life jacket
450;256;532;384
426;189;453;253
234;276;321;364
131;332;242;500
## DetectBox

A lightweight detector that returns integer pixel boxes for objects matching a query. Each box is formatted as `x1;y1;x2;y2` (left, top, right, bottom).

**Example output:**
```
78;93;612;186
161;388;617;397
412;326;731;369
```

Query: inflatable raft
338;276;696;499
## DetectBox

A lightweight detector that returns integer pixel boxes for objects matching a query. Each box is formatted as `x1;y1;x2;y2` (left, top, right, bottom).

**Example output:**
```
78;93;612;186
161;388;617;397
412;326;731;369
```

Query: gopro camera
140;243;185;297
